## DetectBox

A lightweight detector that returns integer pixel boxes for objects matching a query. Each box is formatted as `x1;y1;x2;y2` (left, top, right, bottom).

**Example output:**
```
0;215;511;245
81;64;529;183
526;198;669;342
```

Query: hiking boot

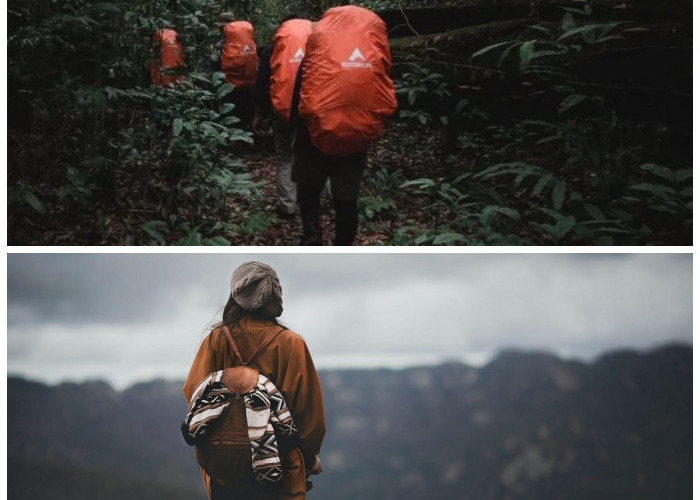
299;211;322;245
298;234;322;246
275;205;297;220
334;199;358;246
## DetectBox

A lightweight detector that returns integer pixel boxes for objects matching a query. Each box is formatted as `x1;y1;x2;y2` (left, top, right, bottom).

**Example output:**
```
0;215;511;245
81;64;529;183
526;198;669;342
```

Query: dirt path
233;119;444;246
237;151;388;246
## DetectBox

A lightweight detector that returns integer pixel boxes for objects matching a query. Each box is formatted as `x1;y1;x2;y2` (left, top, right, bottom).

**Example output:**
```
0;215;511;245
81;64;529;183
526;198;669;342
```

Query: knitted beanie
230;262;283;317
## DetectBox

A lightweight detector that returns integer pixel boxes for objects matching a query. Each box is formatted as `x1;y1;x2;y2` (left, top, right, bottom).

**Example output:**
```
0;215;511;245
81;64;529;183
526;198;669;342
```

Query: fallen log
377;0;691;38
390;19;533;53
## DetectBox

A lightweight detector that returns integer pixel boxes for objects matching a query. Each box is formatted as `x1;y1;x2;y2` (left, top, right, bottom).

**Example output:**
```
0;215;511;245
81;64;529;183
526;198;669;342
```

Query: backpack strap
220;325;286;367
245;327;287;367
220;325;244;366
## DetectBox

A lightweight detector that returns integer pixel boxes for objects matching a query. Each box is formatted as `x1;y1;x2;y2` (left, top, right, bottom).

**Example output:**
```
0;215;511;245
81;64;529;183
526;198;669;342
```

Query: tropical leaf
519;40;536;69
628;183;676;195
216;83;234;99
557;23;622;42
141;220;169;245
674;169;693;184
480;206;520;227
455;98;469;115
172;118;183;137
532;173;553;197
432;232;470;245
93;3;121;13
561;12;576;32
400;178;436;190
639;163;677;184
175;228;203;245
551;179;566;210
470;41;517;60
558;94;587;115
23;190;47;215
583;203;606;221
498;42;519;68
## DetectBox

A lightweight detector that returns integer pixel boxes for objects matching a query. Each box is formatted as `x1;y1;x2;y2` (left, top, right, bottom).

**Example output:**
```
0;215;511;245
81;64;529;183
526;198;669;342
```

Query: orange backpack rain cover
269;19;313;121
151;28;185;86
299;6;397;156
221;21;258;88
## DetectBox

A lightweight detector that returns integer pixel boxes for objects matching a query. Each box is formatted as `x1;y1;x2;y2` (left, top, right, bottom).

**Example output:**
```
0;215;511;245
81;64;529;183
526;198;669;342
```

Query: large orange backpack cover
221;21;258;88
269;19;313;121
299;6;397;156
151;28;185;86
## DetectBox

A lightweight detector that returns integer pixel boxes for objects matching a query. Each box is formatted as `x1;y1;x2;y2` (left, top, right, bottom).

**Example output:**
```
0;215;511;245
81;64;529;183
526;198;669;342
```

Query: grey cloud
7;253;692;389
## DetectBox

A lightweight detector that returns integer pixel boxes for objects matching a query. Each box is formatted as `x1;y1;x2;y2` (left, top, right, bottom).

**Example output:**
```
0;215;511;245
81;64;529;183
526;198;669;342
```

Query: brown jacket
183;316;326;499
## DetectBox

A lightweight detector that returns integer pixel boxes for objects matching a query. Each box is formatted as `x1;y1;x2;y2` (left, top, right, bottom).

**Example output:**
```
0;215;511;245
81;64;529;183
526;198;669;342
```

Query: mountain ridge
8;344;691;500
8;342;688;392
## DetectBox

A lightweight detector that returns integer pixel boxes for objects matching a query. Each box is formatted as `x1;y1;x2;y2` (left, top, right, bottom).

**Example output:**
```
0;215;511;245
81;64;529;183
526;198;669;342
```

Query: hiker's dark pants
292;150;366;246
230;87;255;129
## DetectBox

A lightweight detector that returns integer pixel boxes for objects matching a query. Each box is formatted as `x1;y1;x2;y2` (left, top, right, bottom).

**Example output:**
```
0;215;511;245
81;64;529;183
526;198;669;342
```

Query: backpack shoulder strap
220;325;244;366
244;327;287;367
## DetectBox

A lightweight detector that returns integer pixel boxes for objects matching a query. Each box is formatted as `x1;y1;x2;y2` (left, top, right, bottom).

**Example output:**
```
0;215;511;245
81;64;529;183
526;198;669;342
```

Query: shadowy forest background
7;0;692;245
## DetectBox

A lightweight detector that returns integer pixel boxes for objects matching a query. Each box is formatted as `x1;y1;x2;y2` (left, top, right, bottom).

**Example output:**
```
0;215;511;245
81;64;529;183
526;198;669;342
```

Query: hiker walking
150;27;185;126
212;12;258;127
253;15;314;219
290;6;397;245
182;261;325;500
150;27;185;87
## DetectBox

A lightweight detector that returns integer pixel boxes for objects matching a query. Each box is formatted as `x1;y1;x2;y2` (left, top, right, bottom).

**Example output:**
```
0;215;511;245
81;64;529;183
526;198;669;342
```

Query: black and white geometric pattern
181;370;297;483
244;375;296;482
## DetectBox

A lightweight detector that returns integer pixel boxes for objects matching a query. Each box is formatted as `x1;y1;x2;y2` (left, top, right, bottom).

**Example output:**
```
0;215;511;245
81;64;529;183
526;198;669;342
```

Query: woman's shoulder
205;325;228;348
278;327;307;346
208;325;225;338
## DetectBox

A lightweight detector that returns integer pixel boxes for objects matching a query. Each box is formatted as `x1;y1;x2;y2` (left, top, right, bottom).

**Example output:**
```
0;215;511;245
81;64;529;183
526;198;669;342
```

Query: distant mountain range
8;345;691;500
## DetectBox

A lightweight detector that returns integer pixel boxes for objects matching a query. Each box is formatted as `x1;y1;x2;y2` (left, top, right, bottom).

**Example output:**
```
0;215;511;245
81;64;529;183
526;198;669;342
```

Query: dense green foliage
386;8;691;245
8;0;270;244
7;0;691;245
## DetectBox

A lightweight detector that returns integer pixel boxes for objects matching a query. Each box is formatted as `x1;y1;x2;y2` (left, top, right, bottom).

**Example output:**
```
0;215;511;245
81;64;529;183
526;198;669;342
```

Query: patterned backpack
183;326;297;486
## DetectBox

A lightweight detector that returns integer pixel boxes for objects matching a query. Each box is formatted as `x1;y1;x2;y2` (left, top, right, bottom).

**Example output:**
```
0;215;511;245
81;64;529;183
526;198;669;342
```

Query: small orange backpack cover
269;19;313;121
299;6;397;156
151;28;185;86
221;21;258;88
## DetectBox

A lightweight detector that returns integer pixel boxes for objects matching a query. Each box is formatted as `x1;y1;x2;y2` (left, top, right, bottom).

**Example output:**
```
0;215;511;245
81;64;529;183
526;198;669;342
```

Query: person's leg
296;185;322;245
333;198;359;246
273;118;297;216
292;151;327;245
239;87;255;127
329;153;367;246
230;87;255;130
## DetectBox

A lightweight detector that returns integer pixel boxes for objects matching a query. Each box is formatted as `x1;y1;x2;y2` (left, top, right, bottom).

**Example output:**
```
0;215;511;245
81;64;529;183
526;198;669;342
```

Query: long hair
207;295;286;366
216;295;287;332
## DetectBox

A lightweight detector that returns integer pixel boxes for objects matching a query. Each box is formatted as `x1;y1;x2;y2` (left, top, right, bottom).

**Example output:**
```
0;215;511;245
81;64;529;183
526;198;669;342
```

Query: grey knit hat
230;262;283;317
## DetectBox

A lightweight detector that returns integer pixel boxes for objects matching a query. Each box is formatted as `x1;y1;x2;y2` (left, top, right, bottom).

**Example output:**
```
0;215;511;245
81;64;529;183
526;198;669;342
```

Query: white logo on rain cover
349;48;365;61
242;44;252;53
289;48;305;63
341;48;372;68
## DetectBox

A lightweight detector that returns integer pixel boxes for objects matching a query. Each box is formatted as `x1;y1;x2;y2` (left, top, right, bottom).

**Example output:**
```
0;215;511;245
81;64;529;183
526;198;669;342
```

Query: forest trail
7;0;692;246
231;118;445;246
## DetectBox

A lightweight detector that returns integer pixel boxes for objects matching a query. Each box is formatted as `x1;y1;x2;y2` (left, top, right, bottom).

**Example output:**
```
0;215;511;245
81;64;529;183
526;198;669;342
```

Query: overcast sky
6;252;692;389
